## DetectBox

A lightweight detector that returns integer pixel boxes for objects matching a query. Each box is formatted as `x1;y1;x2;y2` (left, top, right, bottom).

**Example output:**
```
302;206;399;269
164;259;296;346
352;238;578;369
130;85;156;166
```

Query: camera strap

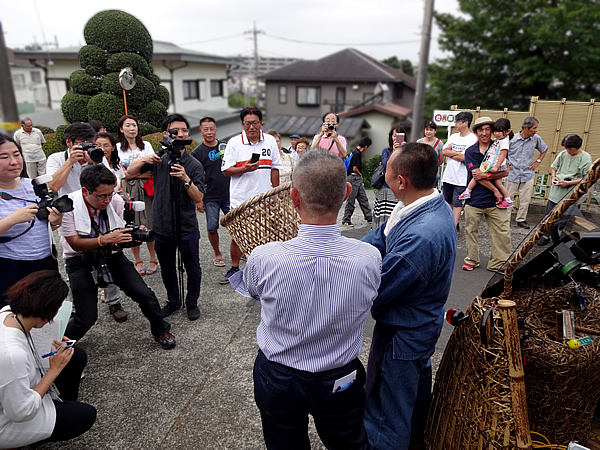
87;208;109;238
0;219;35;243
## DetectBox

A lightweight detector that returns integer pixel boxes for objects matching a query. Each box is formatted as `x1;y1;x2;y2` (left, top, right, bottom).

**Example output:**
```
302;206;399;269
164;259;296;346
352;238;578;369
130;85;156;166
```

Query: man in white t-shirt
221;106;282;284
13;118;46;178
440;111;477;227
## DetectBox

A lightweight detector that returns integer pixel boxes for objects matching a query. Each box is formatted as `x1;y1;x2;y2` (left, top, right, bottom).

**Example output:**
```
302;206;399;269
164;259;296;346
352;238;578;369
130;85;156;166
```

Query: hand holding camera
169;164;188;182
7;204;38;224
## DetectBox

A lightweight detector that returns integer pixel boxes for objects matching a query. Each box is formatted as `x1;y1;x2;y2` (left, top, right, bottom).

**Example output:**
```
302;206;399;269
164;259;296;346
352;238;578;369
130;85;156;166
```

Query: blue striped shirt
231;224;382;373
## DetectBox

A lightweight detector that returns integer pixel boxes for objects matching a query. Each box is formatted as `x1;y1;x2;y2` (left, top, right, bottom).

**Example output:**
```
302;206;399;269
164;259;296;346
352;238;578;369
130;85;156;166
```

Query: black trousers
0;255;58;307
253;350;369;450
65;251;170;340
32;347;96;447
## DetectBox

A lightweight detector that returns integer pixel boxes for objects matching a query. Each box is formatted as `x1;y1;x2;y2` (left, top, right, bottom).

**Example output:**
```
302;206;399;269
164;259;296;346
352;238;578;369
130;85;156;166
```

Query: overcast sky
3;0;460;65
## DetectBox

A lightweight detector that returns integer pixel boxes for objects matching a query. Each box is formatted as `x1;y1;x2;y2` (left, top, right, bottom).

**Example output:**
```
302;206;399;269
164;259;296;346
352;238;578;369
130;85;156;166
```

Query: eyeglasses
243;121;261;128
92;192;114;201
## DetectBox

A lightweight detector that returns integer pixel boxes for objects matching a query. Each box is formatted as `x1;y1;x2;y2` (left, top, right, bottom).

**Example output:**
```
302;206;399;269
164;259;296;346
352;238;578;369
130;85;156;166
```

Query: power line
179;33;244;46
264;34;420;46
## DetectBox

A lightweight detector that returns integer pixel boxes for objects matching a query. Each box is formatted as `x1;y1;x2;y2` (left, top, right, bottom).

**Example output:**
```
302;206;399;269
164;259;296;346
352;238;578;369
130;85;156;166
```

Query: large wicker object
220;182;301;255
427;158;600;449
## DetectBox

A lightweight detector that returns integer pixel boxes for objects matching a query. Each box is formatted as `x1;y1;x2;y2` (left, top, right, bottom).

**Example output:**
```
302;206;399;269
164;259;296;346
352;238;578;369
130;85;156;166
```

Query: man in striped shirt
230;149;382;449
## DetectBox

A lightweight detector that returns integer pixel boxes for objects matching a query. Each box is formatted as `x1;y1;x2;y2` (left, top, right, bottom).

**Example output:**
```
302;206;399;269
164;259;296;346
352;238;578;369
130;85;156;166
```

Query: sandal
135;260;145;275
213;257;225;267
146;260;158;275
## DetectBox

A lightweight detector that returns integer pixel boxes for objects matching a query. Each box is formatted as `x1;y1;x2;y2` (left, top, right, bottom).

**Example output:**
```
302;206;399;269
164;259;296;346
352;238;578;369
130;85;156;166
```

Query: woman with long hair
372;125;406;228
97;131;125;193
0;133;62;307
116;115;158;275
0;270;96;447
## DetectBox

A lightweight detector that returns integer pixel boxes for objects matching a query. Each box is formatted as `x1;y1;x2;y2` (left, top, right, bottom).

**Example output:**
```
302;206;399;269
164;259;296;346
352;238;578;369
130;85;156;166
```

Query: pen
41;343;64;358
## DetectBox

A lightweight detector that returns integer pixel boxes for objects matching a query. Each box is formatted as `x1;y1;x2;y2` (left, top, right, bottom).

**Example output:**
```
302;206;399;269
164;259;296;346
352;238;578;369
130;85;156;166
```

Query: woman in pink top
311;113;347;158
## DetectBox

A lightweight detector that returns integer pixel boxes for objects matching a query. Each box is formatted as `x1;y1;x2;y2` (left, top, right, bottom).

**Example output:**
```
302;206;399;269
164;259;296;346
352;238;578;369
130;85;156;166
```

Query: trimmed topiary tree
61;10;169;132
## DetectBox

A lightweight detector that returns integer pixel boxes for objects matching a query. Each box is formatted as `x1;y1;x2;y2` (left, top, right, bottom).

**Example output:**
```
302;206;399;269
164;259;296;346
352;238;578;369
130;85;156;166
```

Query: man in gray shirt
13;118;46;178
506;116;548;229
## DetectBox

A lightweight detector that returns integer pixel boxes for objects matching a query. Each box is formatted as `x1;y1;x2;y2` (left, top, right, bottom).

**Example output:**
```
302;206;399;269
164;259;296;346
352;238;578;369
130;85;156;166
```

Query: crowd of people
0;106;587;449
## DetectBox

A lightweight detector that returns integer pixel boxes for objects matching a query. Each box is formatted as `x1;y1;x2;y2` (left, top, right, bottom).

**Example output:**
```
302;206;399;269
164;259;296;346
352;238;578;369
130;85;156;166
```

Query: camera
327;123;335;131
85;246;113;288
111;201;155;249
31;175;74;220
80;141;104;164
158;128;192;166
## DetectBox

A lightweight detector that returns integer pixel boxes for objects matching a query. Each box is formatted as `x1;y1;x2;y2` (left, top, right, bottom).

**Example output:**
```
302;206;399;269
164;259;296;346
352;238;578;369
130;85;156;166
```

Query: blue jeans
205;198;230;233
154;230;202;308
364;347;432;450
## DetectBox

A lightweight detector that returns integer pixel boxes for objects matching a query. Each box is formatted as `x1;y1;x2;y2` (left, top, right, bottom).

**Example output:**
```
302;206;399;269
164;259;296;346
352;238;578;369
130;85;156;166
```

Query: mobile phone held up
394;133;405;146
250;153;260;164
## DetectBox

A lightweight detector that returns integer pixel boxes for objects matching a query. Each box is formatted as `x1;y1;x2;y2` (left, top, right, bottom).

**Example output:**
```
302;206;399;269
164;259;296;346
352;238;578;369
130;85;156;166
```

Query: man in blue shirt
361;143;457;450
231;149;382;449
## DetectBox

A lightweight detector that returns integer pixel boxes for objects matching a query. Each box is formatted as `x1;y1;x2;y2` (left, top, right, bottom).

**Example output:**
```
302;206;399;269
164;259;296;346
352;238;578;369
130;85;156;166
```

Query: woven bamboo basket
220;181;301;255
427;158;600;449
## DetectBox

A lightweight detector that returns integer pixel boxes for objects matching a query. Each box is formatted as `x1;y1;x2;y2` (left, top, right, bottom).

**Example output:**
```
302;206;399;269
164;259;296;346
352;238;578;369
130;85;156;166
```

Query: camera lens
53;196;74;213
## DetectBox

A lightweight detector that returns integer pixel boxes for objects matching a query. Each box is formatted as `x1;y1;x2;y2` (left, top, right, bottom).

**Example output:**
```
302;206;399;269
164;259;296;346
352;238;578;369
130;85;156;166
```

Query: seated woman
0;270;96;448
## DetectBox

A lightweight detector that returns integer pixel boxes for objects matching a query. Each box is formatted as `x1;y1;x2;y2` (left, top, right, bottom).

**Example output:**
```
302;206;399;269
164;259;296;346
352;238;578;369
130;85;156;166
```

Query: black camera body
31;175;74;220
111;201;155;249
85;245;113;288
80;141;104;164
327;123;335;131
158;129;192;167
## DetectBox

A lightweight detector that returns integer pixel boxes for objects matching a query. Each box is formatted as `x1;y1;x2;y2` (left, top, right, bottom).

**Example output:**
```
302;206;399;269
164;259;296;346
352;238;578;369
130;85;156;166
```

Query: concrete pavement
39;189;546;449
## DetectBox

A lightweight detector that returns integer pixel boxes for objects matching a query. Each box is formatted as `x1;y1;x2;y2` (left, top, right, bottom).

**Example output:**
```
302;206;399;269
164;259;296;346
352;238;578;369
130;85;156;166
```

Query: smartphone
64;340;76;348
394;133;405;146
250;153;260;163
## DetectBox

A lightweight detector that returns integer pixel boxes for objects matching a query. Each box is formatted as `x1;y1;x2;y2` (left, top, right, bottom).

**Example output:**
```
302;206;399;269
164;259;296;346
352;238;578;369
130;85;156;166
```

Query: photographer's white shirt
46;149;111;197
222;131;283;208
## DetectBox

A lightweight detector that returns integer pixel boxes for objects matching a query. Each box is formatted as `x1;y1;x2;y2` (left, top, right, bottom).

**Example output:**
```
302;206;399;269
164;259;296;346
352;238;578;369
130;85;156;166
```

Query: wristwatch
536;159;542;163
184;180;192;189
486;173;492;180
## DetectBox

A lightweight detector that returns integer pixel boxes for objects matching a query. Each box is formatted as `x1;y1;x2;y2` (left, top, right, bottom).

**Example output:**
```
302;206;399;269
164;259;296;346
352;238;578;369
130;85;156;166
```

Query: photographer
127;114;206;321
0;134;62;307
58;164;176;349
311;112;347;158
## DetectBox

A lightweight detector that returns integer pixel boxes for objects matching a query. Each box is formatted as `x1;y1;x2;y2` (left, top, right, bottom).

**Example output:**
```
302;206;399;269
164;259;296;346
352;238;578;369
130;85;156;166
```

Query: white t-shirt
441;132;478;186
116;141;154;169
0;307;55;447
46;149;111;197
222;131;283;208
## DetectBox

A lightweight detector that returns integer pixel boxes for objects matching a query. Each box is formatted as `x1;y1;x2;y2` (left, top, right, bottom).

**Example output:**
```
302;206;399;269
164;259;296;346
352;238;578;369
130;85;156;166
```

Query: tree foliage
61;10;169;132
382;56;415;77
426;0;600;111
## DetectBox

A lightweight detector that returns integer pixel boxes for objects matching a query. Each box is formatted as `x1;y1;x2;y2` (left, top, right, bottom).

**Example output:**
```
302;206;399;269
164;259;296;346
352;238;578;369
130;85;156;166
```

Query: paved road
41;190;546;449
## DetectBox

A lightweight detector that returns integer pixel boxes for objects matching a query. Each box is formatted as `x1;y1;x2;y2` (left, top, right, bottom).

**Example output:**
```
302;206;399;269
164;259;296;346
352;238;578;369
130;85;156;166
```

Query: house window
296;86;320;106
394;84;404;99
30;71;42;84
278;86;287;104
13;74;26;90
210;80;223;97
199;80;207;101
183;80;199;100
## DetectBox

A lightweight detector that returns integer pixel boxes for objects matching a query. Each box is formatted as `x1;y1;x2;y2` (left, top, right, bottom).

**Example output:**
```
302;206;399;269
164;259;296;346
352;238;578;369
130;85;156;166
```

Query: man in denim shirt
361;143;457;450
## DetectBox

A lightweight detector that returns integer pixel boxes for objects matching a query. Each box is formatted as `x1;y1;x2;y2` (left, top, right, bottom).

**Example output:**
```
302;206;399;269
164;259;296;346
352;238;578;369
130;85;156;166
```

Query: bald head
292;149;347;218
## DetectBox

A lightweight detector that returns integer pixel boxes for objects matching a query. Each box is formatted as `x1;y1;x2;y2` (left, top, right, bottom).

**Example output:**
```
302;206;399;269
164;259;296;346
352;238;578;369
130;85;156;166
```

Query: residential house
262;48;416;158
7;49;49;115
13;41;236;116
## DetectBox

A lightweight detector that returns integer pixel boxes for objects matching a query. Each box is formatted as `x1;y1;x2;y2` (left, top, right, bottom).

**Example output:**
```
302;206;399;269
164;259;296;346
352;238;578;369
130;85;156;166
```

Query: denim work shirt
361;194;457;360
506;132;548;183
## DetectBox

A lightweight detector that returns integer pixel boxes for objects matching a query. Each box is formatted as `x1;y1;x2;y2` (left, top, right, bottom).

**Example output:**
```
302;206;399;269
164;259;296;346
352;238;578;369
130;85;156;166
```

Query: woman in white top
97;131;125;193
0;270;96;447
116;115;158;275
266;129;294;183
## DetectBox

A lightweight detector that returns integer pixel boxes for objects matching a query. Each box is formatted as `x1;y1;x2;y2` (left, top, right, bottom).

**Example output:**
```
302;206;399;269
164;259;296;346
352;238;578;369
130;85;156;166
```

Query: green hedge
69;70;102;96
138;100;167;129
78;45;108;70
36;125;55;135
55;125;67;145
84;10;153;64
125;75;155;110
101;72;121;97
139;123;160;136
106;52;151;78
42;133;66;157
363;154;382;189
87;93;125;133
155;84;169;108
61;92;91;123
84;66;106;77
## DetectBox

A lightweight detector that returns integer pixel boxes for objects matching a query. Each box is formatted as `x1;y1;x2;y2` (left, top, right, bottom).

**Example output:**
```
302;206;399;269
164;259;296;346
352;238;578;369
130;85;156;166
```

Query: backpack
344;153;353;171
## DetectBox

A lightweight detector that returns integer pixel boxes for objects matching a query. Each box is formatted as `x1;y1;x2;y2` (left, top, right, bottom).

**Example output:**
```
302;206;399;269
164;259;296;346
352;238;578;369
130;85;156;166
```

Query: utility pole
0;21;20;135
244;22;264;107
410;0;435;142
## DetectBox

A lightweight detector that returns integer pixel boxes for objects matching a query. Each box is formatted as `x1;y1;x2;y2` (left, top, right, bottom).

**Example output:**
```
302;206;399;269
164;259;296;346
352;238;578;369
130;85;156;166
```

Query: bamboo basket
427;158;600;449
220;181;301;255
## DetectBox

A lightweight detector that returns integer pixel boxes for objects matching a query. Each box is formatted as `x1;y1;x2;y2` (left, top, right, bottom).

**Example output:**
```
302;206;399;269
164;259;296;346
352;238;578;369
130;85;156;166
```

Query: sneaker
219;266;240;285
496;200;512;209
341;221;353;226
462;263;480;271
537;236;551;246
458;191;471;200
160;302;181;318
155;331;176;350
516;221;531;229
187;305;200;321
109;304;128;322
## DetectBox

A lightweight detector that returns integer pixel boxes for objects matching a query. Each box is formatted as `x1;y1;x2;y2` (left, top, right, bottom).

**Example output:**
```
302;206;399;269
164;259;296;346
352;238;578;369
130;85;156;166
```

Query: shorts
205;198;230;233
443;183;466;208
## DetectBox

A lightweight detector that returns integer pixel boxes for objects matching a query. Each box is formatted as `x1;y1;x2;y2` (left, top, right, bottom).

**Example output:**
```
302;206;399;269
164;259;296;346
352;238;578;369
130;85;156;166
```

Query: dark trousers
32;348;96;447
65;251;170;340
253;350;369;450
343;174;372;223
0;255;58;307
154;230;202;308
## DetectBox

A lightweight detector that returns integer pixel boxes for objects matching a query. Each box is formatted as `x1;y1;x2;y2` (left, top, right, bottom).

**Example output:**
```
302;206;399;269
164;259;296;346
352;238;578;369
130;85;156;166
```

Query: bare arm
65;228;134;252
222;160;259;177
271;169;280;188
